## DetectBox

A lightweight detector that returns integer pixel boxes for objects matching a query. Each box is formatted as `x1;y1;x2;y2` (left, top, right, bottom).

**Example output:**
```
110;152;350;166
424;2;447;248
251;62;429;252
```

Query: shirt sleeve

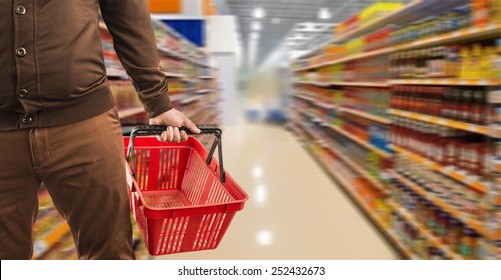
99;0;172;118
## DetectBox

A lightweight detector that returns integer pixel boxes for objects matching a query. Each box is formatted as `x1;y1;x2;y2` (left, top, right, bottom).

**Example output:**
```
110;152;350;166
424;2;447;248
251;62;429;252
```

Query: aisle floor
157;121;399;260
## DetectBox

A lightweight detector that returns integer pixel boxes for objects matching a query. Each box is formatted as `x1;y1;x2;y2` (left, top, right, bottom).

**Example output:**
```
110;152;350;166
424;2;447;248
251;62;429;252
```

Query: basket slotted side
123;137;247;255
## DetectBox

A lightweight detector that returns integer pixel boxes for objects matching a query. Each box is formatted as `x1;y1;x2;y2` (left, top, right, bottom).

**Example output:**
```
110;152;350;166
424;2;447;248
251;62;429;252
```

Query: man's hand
149;109;201;143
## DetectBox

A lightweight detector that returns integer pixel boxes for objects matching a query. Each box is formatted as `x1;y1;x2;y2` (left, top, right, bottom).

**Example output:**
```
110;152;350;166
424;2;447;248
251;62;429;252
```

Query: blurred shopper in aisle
0;0;200;260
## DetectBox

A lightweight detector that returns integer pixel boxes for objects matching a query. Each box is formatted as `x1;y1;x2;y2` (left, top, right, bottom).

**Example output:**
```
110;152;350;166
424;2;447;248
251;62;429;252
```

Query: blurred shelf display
389;79;501;86
388;201;463;260
327;124;393;159
390;171;500;242
391;144;490;193
290;0;500;259
33;17;220;260
294;22;500;72
339;107;393;125
389;109;491;136
294;125;416;259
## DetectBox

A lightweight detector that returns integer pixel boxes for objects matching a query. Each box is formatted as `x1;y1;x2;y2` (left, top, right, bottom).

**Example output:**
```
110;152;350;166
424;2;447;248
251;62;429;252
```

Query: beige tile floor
157;121;399;260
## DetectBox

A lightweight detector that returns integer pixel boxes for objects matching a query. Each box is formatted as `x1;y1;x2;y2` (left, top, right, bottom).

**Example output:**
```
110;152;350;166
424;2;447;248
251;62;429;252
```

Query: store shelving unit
391;145;490;193
33;17;220;260
294;22;501;72
390;171;500;241
290;0;500;259
389;109;491;136
387;200;463;260
338;107;392;125
294;123;417;259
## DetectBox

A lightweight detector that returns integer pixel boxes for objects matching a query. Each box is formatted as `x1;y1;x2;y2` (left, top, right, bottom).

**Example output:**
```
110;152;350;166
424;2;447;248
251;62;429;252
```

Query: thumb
183;119;201;134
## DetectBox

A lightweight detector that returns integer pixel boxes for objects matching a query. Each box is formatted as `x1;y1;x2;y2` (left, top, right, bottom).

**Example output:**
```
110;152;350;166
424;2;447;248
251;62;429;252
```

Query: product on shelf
291;0;501;260
364;25;395;52
391;117;493;179
336;2;403;36
391;85;498;126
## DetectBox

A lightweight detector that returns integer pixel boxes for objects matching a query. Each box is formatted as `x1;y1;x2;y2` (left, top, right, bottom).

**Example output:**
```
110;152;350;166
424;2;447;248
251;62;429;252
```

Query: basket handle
126;124;225;183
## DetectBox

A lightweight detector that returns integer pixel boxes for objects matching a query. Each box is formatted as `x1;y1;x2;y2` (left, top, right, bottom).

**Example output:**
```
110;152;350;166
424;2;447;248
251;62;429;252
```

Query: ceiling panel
225;0;386;66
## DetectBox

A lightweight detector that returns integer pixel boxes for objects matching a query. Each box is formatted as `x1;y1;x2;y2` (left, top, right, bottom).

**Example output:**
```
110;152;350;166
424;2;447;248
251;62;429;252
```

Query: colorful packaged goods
359;2;404;27
364;25;395;52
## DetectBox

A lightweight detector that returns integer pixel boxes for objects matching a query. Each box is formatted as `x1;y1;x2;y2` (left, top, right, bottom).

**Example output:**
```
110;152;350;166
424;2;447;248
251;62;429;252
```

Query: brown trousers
0;108;135;259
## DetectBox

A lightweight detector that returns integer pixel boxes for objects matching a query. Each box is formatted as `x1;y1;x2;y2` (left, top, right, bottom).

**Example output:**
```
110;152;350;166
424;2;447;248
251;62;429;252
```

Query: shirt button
21;116;33;124
15;5;26;15
18;89;28;98
16;47;27;57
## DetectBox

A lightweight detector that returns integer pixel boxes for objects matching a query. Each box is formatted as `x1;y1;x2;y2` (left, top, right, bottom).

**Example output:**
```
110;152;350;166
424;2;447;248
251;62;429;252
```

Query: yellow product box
491;0;501;23
324;44;346;60
346;38;363;55
335;24;345;36
359;2;403;26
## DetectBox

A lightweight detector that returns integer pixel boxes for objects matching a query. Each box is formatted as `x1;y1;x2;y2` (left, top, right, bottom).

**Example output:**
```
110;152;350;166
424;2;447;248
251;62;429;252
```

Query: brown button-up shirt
1;0;172;131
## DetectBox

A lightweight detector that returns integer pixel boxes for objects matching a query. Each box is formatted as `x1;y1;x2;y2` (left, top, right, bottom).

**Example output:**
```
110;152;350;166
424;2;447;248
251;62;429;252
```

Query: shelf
333;0;463;45
326;124;393;158
182;78;198;83
158;46;184;60
392;22;501;52
195;89;213;94
33;222;71;259
302;111;322;123
390;171;500;241
294;23;501;72
117;107;145;119
321;139;389;194
199;76;215;80
327;81;390;88
388;201;462;260
386;230;420;260
163;71;184;78
106;68;128;79
186;103;215;120
293;81;319;86
187;57;212;68
295;81;390;88
338;107;392;125
391;144;490;193
388;109;491;136
103;19;208;68
296;0;430;60
169;92;191;102
297;121;325;145
291;93;316;103
315;101;336;110
180;95;204;105
299;119;390;194
389;79;501;86
301;143;415;259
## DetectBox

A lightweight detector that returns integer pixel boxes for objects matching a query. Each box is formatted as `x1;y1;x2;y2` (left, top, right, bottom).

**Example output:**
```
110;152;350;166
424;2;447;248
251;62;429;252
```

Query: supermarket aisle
158;120;399;260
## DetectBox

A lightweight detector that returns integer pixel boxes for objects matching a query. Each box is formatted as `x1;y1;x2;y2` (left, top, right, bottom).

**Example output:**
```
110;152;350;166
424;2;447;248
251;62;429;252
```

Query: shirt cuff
143;93;173;118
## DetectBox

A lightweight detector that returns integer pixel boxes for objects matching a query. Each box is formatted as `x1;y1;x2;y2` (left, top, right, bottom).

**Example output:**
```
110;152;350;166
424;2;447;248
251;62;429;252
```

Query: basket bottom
142;190;191;209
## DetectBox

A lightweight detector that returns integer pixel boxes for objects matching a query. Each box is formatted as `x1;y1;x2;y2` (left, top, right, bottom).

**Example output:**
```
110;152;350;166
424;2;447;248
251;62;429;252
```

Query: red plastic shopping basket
123;125;248;255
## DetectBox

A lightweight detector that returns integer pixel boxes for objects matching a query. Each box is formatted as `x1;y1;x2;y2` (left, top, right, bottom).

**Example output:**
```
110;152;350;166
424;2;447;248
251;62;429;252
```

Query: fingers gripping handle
127;125;225;183
130;124;222;137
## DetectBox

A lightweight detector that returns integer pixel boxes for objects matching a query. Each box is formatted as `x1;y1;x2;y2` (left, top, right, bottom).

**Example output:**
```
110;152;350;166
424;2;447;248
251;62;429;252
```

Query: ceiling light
250;32;260;40
253;7;265;19
318;8;331;19
251;21;262;31
289;33;309;40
